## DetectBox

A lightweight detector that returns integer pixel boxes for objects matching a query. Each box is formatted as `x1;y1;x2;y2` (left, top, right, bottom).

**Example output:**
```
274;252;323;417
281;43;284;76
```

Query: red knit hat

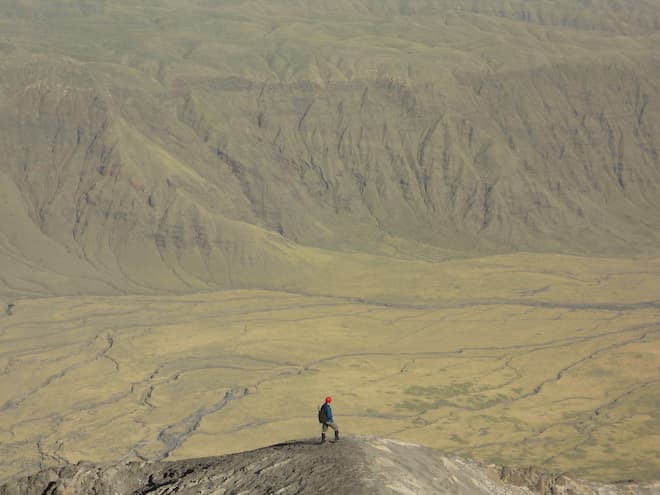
325;396;332;404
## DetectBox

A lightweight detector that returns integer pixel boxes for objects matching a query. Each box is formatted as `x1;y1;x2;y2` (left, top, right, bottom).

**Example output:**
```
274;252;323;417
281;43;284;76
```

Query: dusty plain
2;253;659;483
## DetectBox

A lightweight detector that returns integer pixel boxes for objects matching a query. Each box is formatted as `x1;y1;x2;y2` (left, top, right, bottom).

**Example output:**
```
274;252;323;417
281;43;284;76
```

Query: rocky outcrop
493;465;660;495
1;437;658;495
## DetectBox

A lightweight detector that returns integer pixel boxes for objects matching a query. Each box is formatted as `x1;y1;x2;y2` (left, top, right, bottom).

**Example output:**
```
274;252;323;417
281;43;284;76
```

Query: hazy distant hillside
1;0;659;295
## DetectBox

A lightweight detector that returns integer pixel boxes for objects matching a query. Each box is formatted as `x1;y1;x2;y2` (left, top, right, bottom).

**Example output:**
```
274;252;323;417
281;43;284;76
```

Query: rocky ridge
1;437;658;495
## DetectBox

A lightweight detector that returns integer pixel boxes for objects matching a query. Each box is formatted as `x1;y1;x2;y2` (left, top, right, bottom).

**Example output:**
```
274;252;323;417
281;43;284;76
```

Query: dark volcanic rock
1;437;658;495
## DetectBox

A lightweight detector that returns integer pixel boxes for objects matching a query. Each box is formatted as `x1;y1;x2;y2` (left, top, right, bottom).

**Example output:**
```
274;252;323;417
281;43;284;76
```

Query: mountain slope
1;0;660;295
2;437;659;495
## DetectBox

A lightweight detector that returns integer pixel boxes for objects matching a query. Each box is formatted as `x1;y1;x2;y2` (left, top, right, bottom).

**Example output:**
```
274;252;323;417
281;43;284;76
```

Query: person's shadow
273;439;323;447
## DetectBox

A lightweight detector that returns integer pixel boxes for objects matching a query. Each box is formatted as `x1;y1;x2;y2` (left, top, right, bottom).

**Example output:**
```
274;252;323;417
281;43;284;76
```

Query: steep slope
0;55;302;296
1;437;658;495
1;0;660;296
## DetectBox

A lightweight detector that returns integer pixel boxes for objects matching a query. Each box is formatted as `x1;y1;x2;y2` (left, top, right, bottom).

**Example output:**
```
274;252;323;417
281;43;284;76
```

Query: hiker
318;396;339;443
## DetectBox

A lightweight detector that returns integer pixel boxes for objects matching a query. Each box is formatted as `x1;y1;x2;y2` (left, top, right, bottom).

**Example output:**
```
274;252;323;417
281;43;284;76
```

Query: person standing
319;396;339;443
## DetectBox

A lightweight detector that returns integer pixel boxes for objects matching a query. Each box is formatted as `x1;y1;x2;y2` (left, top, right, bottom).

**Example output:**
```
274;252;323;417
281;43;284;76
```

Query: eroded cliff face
1;437;658;495
1;0;659;296
176;60;660;254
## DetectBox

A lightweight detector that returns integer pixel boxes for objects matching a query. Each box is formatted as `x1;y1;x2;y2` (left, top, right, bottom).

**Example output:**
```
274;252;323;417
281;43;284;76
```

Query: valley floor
1;254;659;482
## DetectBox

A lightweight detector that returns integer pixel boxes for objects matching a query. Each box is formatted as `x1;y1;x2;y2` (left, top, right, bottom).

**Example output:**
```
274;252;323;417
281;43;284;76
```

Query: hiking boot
321;433;326;444
334;430;339;441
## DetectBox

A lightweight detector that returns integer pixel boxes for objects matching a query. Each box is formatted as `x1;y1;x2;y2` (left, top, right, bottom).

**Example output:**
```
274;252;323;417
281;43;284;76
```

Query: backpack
318;403;328;423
